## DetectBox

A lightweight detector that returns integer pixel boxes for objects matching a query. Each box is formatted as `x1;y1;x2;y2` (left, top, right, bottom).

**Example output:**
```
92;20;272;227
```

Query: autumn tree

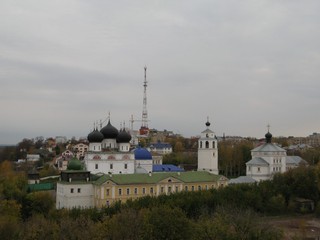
142;206;193;240
0;161;27;201
21;192;54;219
0;200;22;240
98;208;144;240
20;214;59;240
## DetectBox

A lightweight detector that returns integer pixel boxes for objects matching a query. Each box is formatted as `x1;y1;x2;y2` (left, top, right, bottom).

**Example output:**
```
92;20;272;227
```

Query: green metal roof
94;171;223;186
27;183;54;192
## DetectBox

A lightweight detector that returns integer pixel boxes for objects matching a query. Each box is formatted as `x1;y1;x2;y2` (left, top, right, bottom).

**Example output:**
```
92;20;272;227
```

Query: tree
174;141;184;152
0;200;21;240
20;214;59;240
34;136;44;149
142;206;193;240
0;161;27;201
39;164;59;178
21;192;54;219
58;215;100;240
0;146;17;162
98;208;144;240
55;145;61;156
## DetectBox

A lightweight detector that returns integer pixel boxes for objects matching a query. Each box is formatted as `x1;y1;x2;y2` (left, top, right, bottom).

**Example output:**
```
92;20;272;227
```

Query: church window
150;187;154;194
142;188;146;194
77;188;81;193
213;142;215;148
118;189;122;195
200;141;202;148
168;187;172;193
124;163;127;169
205;141;209;148
191;186;195;191
134;188;138;194
257;167;260;172
126;188;130;195
198;186;201;191
70;188;74;193
175;186;179;192
185;186;188;191
106;189;110;196
95;164;98;169
110;164;113;169
161;187;164;193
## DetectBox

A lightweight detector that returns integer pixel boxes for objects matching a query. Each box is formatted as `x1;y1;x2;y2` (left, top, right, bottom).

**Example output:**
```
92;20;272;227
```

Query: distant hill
0;144;16;148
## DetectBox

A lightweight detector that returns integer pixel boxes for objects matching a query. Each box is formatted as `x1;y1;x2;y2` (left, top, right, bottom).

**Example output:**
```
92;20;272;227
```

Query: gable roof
94;171;224;186
246;157;269;166
251;143;285;152
286;156;307;165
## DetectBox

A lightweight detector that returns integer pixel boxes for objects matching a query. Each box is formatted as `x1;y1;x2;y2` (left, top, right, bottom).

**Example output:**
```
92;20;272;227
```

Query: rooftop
94;171;224;185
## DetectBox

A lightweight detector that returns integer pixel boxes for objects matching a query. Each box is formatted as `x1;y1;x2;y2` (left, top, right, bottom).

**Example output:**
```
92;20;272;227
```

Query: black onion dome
100;120;119;139
206;121;211;127
117;129;132;143
87;128;104;143
265;131;272;143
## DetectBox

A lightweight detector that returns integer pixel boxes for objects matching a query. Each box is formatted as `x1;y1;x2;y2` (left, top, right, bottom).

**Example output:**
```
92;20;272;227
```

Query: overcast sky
1;0;320;144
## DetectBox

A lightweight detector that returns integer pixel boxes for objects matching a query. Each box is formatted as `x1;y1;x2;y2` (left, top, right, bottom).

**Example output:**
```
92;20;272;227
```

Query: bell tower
197;117;218;174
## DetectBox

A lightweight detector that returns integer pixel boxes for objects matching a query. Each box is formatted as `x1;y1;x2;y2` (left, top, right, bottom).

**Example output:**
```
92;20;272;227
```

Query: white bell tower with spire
197;117;219;174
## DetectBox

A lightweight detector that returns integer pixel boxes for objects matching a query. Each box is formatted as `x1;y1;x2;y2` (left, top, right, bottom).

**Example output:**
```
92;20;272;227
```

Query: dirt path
265;215;320;239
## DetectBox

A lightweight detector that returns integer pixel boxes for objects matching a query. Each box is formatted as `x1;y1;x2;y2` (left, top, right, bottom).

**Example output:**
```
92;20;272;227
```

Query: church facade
246;131;307;182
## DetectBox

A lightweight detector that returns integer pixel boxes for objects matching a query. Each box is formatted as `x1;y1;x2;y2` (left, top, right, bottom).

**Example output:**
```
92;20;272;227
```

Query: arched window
205;141;209;148
213;142;215;148
200;141;202;148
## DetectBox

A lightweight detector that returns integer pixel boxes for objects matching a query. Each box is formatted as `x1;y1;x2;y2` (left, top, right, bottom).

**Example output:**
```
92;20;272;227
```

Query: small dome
134;147;152;160
265;131;272;143
206;121;211;127
87;128;104;143
67;157;83;170
100;120;119;139
117;129;132;143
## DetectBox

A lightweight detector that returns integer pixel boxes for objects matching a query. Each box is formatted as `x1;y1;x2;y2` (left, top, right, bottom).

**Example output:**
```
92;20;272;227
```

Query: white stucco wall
85;152;135;174
135;160;153;173
198;147;218;174
56;183;94;209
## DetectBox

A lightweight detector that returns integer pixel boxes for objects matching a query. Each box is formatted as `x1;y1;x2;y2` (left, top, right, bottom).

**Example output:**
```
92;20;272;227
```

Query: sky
1;0;320;144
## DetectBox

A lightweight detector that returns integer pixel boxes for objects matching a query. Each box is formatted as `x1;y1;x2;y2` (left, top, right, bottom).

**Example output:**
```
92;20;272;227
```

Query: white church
244;130;307;182
85;119;153;174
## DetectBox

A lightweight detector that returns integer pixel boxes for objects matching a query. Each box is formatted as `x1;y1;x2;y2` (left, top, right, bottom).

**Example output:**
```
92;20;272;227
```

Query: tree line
2;158;320;239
